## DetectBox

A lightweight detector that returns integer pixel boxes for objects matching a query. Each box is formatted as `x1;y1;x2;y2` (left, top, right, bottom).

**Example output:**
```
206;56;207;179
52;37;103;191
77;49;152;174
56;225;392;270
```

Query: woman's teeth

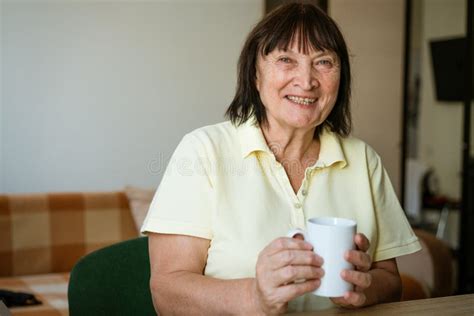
287;95;316;105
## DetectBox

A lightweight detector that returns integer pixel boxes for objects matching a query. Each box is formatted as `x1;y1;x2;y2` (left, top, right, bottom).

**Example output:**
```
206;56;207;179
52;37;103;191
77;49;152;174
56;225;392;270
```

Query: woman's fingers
270;249;323;270
345;233;372;272
272;265;324;287
277;279;321;303
344;249;371;272
262;238;324;285
255;237;325;314
347;233;372;271
264;237;313;255
331;291;367;307
354;233;370;252
330;234;372;308
344;291;367;306
341;270;372;289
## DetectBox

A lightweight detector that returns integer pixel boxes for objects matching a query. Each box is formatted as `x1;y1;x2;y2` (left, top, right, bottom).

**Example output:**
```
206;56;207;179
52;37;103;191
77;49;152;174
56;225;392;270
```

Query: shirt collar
312;128;347;169
237;118;272;158
236;119;347;169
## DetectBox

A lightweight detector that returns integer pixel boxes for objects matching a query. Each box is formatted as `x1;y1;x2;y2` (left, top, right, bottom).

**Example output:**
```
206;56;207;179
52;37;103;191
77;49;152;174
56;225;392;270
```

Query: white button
294;202;302;209
302;190;307;196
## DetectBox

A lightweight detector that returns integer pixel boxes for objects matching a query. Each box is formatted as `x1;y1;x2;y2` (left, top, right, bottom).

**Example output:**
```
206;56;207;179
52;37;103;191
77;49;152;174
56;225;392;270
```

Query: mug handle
286;228;309;284
287;228;308;240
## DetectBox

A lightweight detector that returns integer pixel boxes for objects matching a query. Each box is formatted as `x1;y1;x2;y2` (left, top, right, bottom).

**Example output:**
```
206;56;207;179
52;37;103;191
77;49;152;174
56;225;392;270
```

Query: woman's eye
316;59;333;67
278;57;292;63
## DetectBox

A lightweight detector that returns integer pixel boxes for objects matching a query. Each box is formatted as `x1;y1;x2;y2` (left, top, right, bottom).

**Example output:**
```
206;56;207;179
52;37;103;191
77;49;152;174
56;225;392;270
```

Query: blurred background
1;0;473;301
1;0;411;195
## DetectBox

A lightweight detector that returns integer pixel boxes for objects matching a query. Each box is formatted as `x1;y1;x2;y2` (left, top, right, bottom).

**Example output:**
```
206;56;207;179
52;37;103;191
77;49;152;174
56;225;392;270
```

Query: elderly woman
141;3;420;314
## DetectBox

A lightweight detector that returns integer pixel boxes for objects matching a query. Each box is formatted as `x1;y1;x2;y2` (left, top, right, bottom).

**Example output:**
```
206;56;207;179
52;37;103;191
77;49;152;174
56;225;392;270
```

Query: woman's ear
255;56;261;92
255;71;261;92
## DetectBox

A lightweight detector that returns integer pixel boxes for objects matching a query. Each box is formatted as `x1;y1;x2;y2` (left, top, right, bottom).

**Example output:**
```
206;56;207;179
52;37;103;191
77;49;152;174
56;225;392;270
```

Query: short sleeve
368;148;421;262
141;134;214;239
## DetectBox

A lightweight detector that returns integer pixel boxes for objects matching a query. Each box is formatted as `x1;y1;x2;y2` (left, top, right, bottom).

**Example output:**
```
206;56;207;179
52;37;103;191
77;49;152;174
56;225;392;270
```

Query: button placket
295;206;306;227
268;155;307;228
296;169;316;226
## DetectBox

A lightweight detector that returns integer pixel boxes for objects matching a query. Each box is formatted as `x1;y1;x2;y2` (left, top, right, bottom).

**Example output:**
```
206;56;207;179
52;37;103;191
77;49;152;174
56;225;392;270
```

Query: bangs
259;5;340;55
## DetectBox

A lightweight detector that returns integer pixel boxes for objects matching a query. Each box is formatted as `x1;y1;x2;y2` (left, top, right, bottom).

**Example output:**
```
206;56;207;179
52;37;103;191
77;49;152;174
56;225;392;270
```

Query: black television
430;37;473;102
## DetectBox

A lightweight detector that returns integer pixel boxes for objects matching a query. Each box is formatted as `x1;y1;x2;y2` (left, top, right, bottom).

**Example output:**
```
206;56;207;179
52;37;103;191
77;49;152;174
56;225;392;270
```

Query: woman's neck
260;120;319;164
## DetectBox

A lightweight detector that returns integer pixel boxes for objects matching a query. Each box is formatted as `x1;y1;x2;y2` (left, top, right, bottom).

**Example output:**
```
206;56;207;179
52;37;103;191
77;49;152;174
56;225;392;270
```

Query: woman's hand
253;236;324;315
330;233;372;308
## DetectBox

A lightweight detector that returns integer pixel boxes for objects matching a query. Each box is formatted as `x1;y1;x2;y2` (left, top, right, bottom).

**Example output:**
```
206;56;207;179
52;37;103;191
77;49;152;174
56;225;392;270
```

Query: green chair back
68;237;156;316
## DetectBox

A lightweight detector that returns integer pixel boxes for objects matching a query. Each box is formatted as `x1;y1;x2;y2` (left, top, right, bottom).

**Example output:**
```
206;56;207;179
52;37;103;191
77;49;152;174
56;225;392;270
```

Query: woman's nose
294;65;319;90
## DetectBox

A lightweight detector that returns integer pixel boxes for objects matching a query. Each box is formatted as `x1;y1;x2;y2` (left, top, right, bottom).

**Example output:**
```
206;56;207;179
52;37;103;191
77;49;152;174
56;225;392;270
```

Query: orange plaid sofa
0;191;139;315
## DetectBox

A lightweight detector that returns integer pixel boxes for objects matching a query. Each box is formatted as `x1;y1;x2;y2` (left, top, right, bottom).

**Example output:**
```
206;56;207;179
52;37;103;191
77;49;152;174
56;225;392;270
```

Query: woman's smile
256;43;341;130
285;95;318;106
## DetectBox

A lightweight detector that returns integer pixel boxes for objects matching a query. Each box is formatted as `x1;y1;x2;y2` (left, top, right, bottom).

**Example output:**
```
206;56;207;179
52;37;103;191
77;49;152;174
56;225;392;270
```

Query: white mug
287;217;357;297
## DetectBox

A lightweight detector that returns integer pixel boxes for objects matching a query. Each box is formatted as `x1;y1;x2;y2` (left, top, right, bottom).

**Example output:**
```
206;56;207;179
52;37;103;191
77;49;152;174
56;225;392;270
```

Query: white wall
2;1;263;193
330;0;406;196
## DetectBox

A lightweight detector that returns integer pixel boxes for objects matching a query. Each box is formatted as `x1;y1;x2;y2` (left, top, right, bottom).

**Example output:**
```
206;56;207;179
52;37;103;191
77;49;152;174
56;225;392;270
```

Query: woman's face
256;41;341;132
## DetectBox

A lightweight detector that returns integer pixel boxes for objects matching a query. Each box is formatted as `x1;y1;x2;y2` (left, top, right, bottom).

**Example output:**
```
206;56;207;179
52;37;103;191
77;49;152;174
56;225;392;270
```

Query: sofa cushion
397;229;454;298
0;192;138;277
0;272;69;315
124;186;154;232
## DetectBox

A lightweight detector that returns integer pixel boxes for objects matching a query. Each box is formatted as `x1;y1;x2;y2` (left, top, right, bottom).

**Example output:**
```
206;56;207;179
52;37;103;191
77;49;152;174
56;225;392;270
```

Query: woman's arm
364;258;402;304
149;233;256;315
148;233;323;315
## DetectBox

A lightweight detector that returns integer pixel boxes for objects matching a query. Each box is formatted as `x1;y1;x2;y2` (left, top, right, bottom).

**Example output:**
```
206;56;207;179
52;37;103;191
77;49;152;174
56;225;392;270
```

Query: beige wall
1;1;263;193
330;0;406;196
418;0;466;199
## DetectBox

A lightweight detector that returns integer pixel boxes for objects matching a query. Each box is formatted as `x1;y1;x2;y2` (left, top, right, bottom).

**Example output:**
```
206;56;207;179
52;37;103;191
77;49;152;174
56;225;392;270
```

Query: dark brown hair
225;2;351;137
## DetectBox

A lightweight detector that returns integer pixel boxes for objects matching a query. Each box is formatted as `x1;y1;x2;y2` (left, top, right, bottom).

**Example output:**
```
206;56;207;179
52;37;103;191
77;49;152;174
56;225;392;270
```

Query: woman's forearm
151;272;260;315
364;268;402;306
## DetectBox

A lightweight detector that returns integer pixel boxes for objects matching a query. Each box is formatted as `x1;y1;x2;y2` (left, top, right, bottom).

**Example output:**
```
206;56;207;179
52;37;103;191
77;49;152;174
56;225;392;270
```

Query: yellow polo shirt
141;119;421;312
